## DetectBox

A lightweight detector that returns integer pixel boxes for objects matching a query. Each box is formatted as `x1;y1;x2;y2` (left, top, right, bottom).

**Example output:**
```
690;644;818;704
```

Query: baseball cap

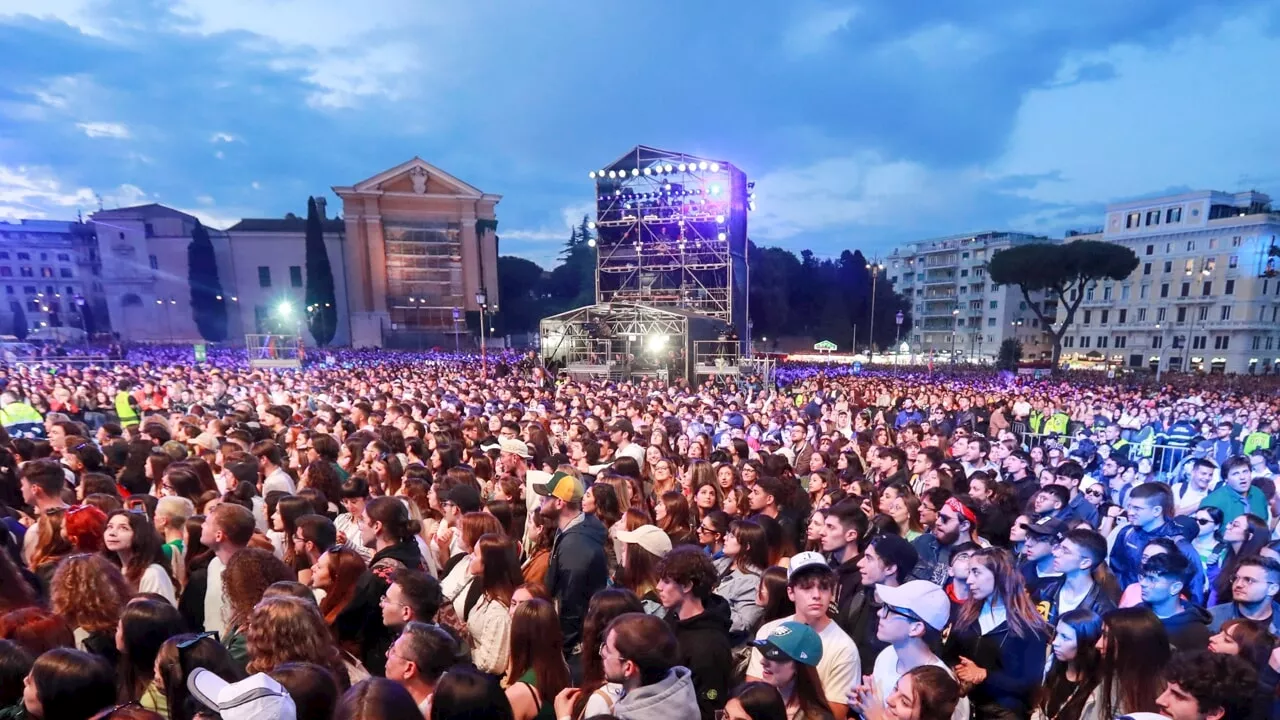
1024;517;1068;542
875;580;951;632
161;440;189;461
751;620;823;666
478;437;501;453
615;524;672;557
609;418;635;435
498;437;532;459
532;470;584;503
188;670;297;720
786;551;830;582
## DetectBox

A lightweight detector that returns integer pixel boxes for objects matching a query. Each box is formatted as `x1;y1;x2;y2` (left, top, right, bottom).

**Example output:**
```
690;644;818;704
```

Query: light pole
476;288;488;375
1155;322;1168;383
950;307;960;366
866;261;881;356
894;310;904;347
452;306;461;354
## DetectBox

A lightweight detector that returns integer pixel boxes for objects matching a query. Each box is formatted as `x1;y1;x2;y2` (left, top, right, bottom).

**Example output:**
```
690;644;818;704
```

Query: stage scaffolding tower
589;146;751;347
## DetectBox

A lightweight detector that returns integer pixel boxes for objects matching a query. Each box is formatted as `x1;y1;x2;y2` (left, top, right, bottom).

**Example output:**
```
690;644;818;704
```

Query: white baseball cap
876;580;951;632
616;524;673;557
188;670;297;720
786;551;830;581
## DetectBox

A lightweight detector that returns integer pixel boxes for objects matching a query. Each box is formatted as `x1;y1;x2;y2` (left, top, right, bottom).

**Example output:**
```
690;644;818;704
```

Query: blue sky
2;0;1279;269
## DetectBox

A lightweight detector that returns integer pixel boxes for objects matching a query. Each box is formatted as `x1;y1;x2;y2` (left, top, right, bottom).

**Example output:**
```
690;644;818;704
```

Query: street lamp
476;288;489;375
1155;322;1168;383
866;261;881;355
951;307;960;366
895;310;904;347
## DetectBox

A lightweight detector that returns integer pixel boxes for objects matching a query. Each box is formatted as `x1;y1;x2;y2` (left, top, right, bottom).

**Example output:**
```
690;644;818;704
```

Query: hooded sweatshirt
613;666;701;720
1153;602;1212;653
546;512;609;653
666;594;733;720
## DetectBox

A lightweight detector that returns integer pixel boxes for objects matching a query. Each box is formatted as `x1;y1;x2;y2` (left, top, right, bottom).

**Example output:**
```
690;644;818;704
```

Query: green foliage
496;255;546;335
996;338;1023;370
988;240;1138;371
187;220;228;342
304;196;338;346
10;302;27;340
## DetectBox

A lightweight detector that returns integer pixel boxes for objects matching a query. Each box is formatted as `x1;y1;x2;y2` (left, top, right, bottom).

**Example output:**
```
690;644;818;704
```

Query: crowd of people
0;345;1276;720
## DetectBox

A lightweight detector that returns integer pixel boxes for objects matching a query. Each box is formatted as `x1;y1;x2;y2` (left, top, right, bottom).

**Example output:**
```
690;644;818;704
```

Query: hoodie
614;666;701;720
546;512;609;653
666;594;733;720
1153;602;1212;653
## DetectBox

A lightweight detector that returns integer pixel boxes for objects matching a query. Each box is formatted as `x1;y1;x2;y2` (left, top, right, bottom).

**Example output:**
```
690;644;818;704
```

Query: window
253;305;269;333
0;252;7;260
1118;309;1127;324
289;266;303;288
961;252;969;259
56;253;70;262
1166;207;1181;223
1254;336;1262;350
1163;261;1172;273
1097;336;1109;349
1086;286;1095;301
1145;244;1154;256
973;267;985;278
1177;307;1187;323
1180;282;1190;297
1229;255;1238;269
1143;262;1152;276
987;317;996;327
1160;283;1169;298
1221;305;1232;321
1064;336;1075;348
22;286;35;295
1192;336;1206;350
59;269;72;278
1115;336;1127;349
19;267;32;278
258;266;272;287
38;267;53;278
1126;212;1140;228
1152;335;1163;349
1100;310;1109;324
17;252;30;261
0;268;8;277
1083;310;1092;325
1140;284;1150;299
1157;307;1167;322
149;255;159;270
1080;336;1091;348
1270;338;1276;351
1137;308;1147;322
1186;240;1196;252
1121;285;1131;300
989;300;998;309
1225;279;1235;295
144;222;155;238
1184;259;1195;275
1146;210;1160;226
1204;257;1216;273
1019;301;1027;310
1103;286;1113;301
1209;238;1218;249
960;269;968;277
38;253;47;262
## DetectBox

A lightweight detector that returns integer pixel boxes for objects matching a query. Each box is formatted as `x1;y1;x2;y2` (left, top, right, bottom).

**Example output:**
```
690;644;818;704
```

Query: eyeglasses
1231;574;1269;587
1195;517;1214;526
177;631;218;649
697;525;719;535
879;604;924;623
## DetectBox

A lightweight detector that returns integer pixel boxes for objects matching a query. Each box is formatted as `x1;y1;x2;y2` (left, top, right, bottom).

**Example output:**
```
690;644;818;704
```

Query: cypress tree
187;220;228;341
304;196;338;346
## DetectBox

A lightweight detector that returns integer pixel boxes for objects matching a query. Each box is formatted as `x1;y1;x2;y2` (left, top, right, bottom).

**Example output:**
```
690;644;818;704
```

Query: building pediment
336;157;488;199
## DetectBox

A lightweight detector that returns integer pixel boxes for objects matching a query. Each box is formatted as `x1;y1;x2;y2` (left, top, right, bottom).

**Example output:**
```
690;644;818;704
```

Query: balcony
922;273;956;286
922;290;957;301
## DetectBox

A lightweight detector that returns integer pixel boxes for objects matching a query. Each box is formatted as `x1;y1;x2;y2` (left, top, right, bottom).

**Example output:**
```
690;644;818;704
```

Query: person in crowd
1212;512;1270;605
1207;617;1276;661
616;522;670;614
0;639;32;709
115;597;187;713
569;588;644;718
430;665;515;720
244;596;352;690
1109;483;1207;605
221;547;297;666
334;677;422;720
359;495;426;580
912;495;982;585
180;503;255;636
1092;606;1172;719
103;509;177;604
821;500;867;626
746;552;859;720
504;598;569;720
1188;506;1226;590
714;519;769;639
1155;650;1258;720
943;546;1050;719
465;533;521;676
10;647;117;720
1035;608;1104;720
186;667;298;720
655;545;732;720
857;579;968;720
384;621;456;716
536;471;608;663
50;553;130;662
379;568;443;632
269;662;340;720
750;620;833;720
1138;551;1212;652
313;544;389;674
721;682;788;720
585;612;701;720
156;632;245;720
1035;528;1119;625
1199;455;1269;525
1019;518;1066;592
1207;555;1280;636
843;533;918;672
850;665;962;720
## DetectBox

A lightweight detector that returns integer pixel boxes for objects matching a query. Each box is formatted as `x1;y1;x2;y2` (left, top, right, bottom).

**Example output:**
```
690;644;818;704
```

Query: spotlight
664;164;673;173
643;167;652;175
589;171;597;179
615;190;622;196
715;215;725;223
608;170;616;179
698;161;708;171
664;184;672;191
718;232;727;241
710;163;720;172
678;163;687;172
587;238;596;248
710;185;721;195
588;221;596;229
632;168;640;176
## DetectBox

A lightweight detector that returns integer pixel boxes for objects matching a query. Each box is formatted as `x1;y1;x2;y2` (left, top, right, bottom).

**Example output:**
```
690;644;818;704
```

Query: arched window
121;293;142;307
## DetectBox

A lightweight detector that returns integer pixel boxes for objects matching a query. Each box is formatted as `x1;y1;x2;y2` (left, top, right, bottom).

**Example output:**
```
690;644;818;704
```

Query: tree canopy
987;240;1139;370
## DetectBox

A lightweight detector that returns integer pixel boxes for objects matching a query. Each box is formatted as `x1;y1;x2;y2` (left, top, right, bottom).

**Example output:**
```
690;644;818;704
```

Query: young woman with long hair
582;482;621;572
648;456;679;503
715;519;769;639
805;509;827;553
887;495;925;542
1208;617;1276;664
114;597;186;713
699;509;731;574
313;545;380;667
221;547;297;667
102;509;176;603
615;516;668;615
156;632;245;720
1089;606;1171;719
1034;608;1104;720
943;547;1050;719
692;475;725;525
1213;513;1269;604
521;504;557;585
724;682;788;720
853;665;962;720
271;495;316;569
465;534;521;677
245;596;351;690
18;647;117;720
723;485;749;519
503;598;570;720
753;620;833;720
755;566;795;634
50;554;130;663
61;504;108;553
655;490;696;546
570;588;644;718
429;665;516;720
360;496;426;579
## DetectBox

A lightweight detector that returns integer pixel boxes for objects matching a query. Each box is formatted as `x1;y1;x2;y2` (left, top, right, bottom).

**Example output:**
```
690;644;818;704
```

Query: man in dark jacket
1110;483;1207;605
657;546;732;720
536;470;608;661
1140;551;1212;653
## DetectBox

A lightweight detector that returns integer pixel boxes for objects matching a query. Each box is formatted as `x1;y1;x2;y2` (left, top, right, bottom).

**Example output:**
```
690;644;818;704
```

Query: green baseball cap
751;621;822;666
532;470;584;503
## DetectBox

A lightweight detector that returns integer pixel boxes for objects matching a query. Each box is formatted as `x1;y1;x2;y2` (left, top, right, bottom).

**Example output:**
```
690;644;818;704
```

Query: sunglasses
1085;489;1103;497
1195;517;1214;526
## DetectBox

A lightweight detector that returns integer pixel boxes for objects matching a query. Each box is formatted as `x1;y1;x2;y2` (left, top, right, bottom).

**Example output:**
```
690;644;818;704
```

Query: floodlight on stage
589;171;597;179
643;167;652;175
631;168;640;176
710;185;721;195
608;170;617;179
710;163;720;172
277;301;293;318
698;161;708;171
718;232;727;241
715;215;725;224
587;238;596;248
678;163;687;172
628;334;637;342
588;221;596;229
664;164;673;173
647;334;669;350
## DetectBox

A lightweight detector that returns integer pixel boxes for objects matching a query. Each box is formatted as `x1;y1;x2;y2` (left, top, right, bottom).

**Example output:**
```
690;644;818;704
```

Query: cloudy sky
2;0;1278;268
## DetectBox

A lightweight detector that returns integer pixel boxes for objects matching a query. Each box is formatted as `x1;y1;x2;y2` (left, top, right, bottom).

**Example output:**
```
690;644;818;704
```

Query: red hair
0;607;75;656
63;505;108;552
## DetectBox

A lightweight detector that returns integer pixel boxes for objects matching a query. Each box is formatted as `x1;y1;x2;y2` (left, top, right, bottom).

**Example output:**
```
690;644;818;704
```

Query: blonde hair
244;596;347;685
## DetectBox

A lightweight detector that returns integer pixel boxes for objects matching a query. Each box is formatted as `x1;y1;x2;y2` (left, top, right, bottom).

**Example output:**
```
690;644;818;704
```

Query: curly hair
51;554;131;633
245;597;348;689
1163;650;1258;720
654;545;718;601
222;548;297;630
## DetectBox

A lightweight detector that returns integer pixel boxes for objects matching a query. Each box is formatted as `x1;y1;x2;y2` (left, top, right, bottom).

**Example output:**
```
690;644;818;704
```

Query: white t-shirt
263;467;296;495
140;563;177;605
747;617;860;704
204;556;228;635
871;646;970;720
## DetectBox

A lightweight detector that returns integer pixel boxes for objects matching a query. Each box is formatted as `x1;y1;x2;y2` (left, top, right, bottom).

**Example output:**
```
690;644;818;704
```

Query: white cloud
196;195;215;206
210;132;237;143
0;165;145;219
76;121;130;139
173;207;243;230
784;5;859;56
0;0;106;37
992;12;1280;207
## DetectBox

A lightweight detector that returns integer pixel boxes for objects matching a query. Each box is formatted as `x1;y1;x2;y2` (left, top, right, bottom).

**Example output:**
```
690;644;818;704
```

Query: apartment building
887;231;1056;362
0;219;101;336
1060;190;1280;374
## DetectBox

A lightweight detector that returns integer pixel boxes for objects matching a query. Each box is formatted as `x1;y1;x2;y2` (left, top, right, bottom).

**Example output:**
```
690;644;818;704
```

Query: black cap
1024;517;1068;541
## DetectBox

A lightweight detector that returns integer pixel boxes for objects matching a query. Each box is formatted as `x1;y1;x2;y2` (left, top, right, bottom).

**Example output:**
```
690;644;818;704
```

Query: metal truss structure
589;146;750;337
540;303;701;381
246;333;302;369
